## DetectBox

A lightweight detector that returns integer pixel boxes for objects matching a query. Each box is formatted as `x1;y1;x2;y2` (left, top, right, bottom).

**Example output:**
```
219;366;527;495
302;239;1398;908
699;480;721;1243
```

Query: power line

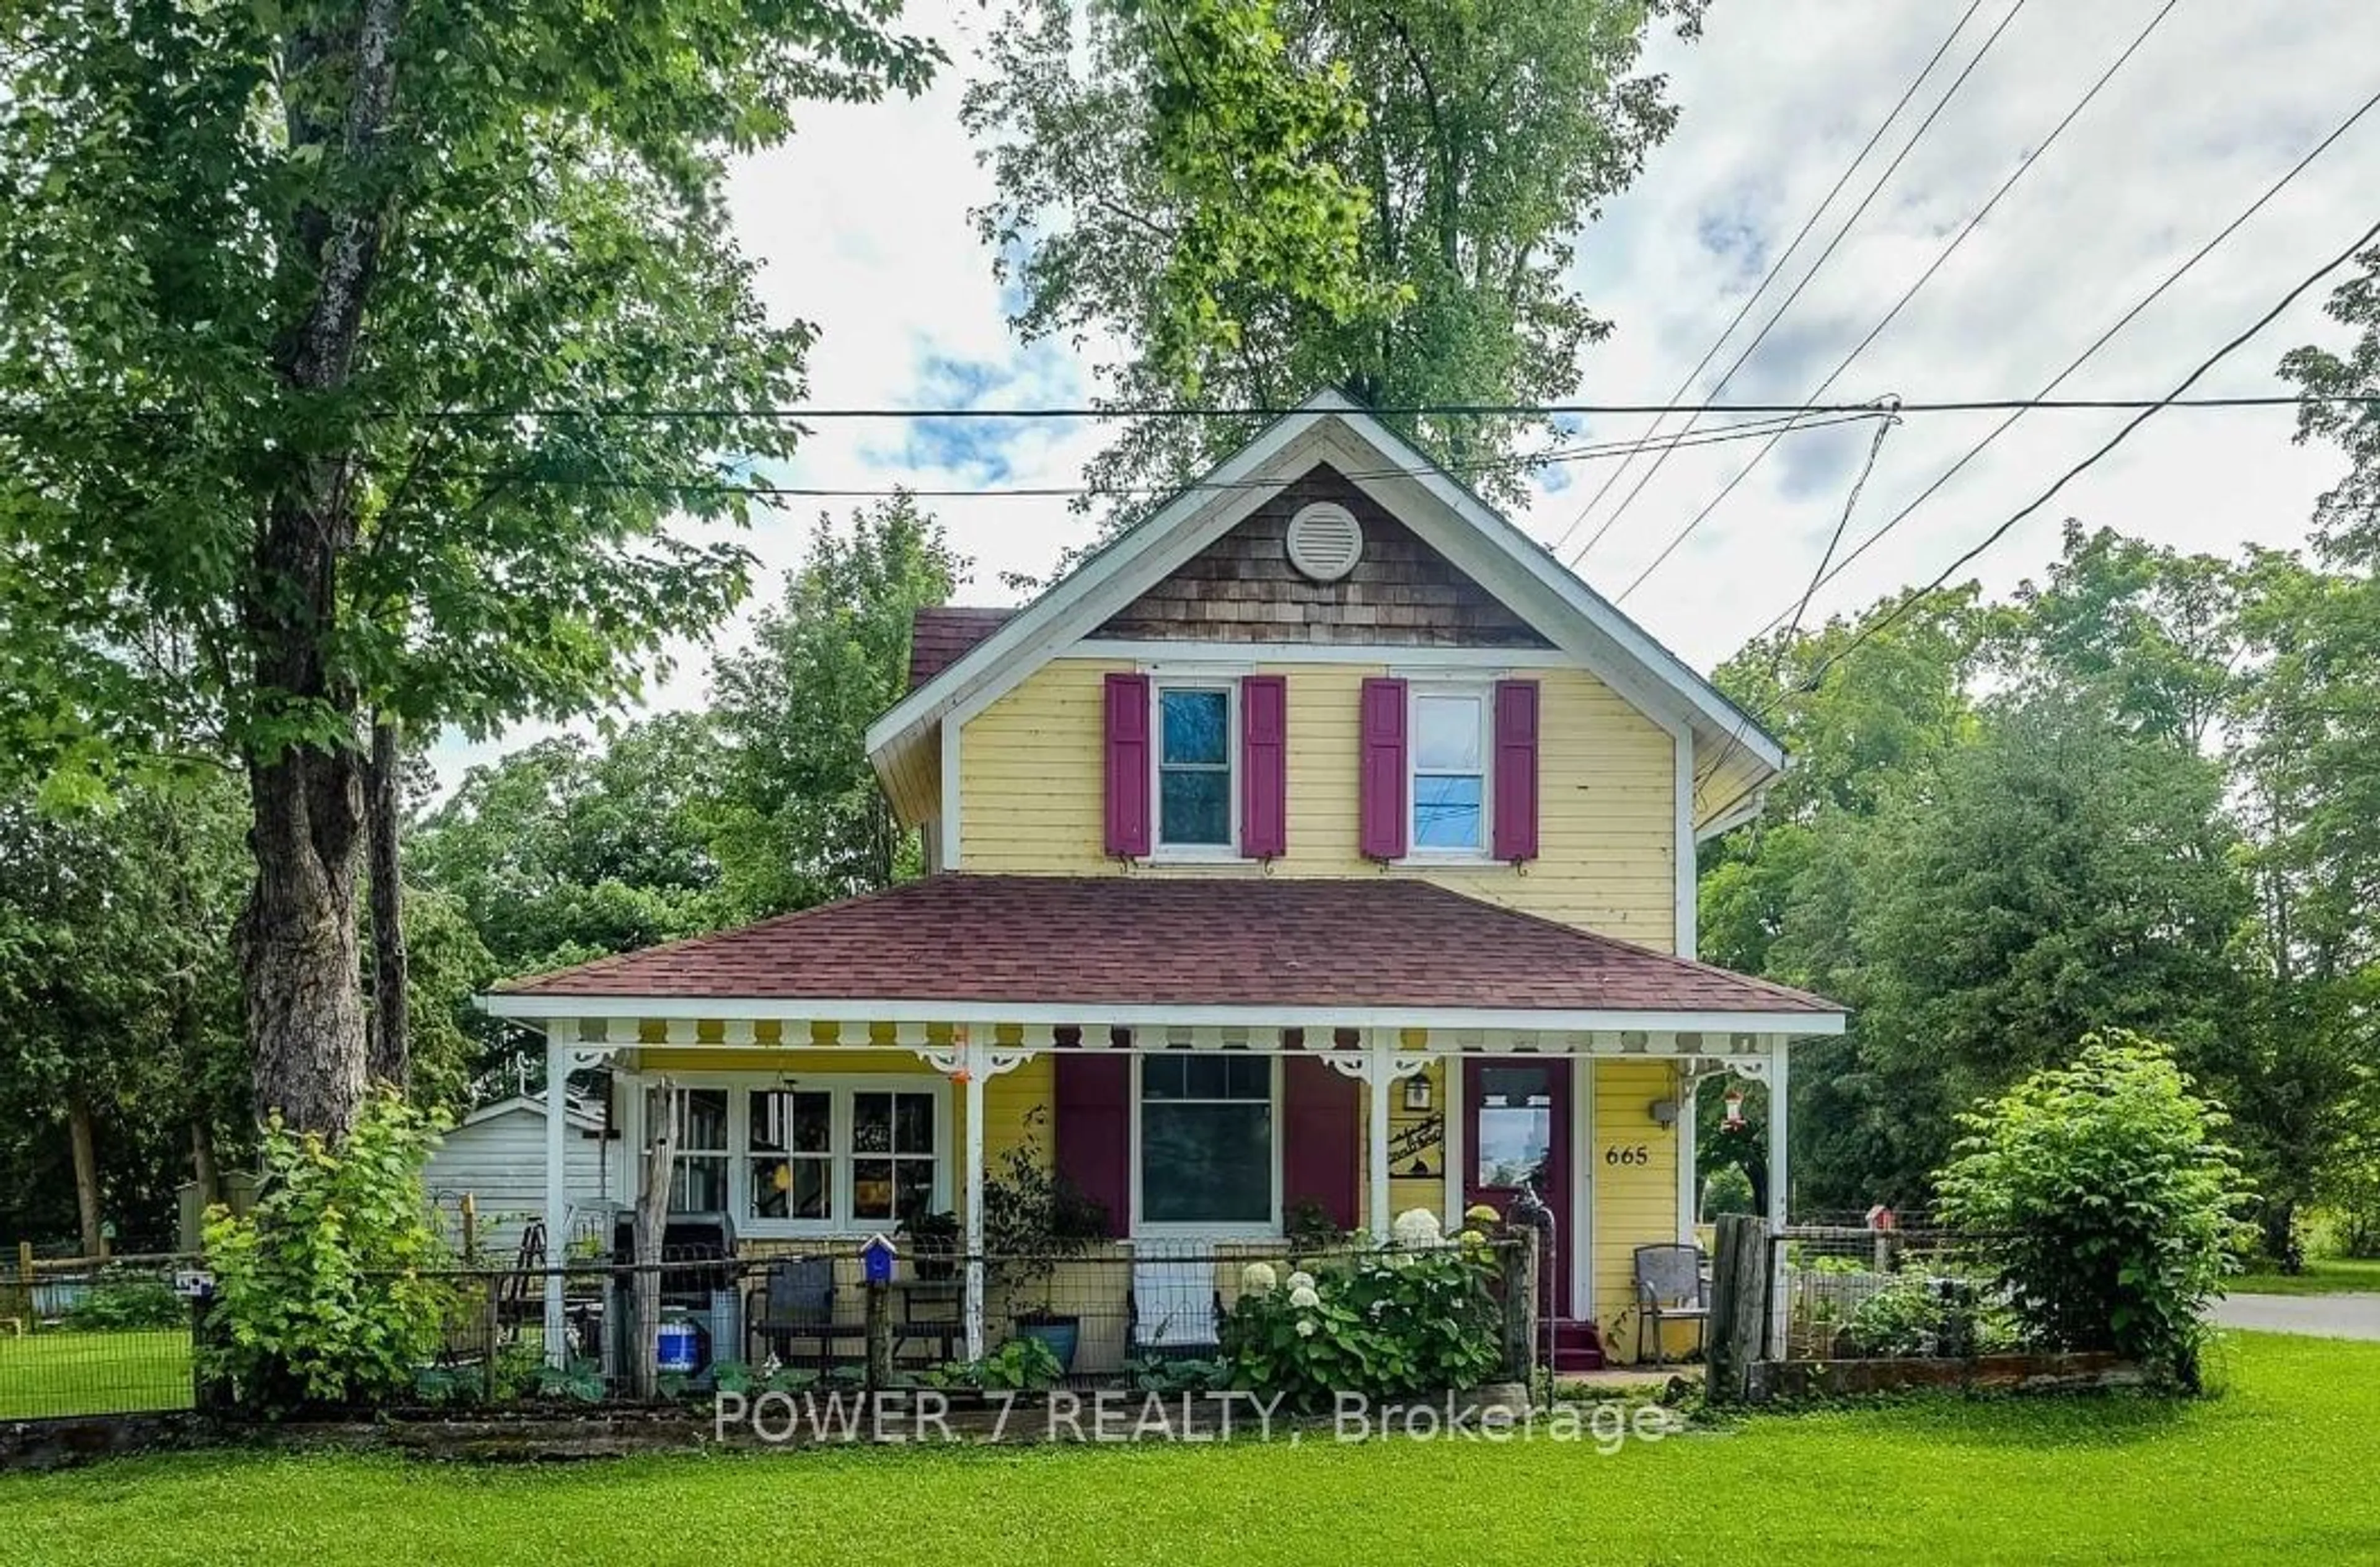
1541;0;1988;559
1612;0;2180;604
390;407;1885;505
1748;80;2380;640
1776;211;2380;727
1560;0;2032;569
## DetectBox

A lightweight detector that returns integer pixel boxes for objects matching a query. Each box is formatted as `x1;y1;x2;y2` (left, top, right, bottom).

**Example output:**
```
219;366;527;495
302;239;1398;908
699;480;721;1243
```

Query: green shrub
1222;1246;1503;1411
1845;1277;1946;1357
63;1277;184;1330
1936;1033;2252;1388
201;1091;455;1416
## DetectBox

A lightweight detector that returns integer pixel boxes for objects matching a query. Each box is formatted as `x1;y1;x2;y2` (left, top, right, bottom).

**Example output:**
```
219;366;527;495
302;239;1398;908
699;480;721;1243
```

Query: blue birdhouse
860;1232;898;1285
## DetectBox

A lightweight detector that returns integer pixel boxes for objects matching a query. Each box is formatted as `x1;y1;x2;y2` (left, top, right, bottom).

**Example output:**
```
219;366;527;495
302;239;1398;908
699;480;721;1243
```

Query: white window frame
1149;677;1242;861
651;1073;954;1239
1129;1051;1282;1239
1403;681;1495;862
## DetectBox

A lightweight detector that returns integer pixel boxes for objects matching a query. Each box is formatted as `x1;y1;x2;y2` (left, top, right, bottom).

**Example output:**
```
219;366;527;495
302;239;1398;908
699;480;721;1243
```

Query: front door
1463;1059;1574;1317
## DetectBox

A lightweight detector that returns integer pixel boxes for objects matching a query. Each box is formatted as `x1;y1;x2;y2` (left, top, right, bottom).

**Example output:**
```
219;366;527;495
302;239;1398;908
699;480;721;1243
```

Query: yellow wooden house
482;391;1843;1370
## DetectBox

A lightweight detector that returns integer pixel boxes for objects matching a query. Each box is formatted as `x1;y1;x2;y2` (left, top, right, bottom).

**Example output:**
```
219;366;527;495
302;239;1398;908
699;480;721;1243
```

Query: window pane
1475;1067;1554;1190
671;1155;728;1214
1413;774;1484;849
853;1093;892;1154
749;1091;829;1155
894;1095;934;1155
1160;689;1228;765
1414;694;1482;770
750;1157;827;1222
892;1160;933;1223
1142;1056;1188;1100
1160;768;1230;845
661;1088;728;1153
1142;1103;1272;1224
852;1159;896;1221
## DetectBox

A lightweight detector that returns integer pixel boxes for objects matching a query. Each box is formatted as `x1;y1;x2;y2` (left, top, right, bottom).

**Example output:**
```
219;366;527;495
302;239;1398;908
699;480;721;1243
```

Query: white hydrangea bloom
1241;1261;1279;1296
1392;1207;1444;1248
1285;1269;1316;1293
1288;1284;1321;1310
1295;1318;1318;1338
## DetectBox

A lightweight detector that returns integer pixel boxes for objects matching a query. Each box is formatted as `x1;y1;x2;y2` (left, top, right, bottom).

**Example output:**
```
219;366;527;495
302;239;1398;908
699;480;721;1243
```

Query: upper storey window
1411;690;1489;852
1157;684;1234;849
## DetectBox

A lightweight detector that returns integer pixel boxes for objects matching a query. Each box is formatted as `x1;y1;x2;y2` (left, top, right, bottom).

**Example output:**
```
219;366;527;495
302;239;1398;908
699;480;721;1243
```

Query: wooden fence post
1706;1214;1770;1406
1497;1226;1541;1387
863;1276;893;1393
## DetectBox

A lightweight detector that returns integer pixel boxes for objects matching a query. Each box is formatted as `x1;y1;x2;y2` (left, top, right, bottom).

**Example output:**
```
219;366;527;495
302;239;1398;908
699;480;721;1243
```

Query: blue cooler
656;1318;699;1374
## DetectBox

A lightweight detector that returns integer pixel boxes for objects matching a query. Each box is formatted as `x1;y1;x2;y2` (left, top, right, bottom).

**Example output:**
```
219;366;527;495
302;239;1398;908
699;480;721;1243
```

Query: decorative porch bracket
910;1033;1031;1362
1323;1036;1432;1243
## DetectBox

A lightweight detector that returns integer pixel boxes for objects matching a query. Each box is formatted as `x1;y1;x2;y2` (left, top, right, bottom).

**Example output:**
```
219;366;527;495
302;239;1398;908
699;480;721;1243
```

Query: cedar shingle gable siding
1092;464;1553;647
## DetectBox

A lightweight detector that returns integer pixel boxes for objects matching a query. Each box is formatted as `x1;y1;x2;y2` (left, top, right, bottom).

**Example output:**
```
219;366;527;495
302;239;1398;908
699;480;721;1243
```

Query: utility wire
1748;80;2380;640
1541;0;1987;558
1561;0;2031;569
1611;0;2180;604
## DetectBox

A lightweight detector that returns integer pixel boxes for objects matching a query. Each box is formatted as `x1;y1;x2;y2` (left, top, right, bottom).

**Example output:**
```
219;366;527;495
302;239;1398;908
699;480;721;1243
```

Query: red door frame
1462;1058;1574;1317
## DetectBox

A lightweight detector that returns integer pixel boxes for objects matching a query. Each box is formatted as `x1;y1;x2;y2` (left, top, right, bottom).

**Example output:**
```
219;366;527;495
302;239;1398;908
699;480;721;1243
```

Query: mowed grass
2232;1256;2380;1296
0;1330;191;1419
5;1334;2379;1566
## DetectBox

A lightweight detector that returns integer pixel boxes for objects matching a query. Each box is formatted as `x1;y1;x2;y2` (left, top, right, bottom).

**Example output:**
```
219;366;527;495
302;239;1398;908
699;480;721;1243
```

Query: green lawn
0;1330;192;1420
4;1333;2379;1565
2231;1256;2380;1296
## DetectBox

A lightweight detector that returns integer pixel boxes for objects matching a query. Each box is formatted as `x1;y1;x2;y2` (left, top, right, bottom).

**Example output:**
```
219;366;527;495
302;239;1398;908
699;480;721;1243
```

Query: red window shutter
1282;1054;1360;1234
1240;674;1288;858
1054;1050;1131;1238
1103;673;1152;857
1359;677;1408;860
1493;678;1540;862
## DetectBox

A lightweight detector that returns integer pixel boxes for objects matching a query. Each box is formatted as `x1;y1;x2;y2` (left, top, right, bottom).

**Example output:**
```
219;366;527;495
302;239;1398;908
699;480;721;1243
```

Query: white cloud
430;0;2380;785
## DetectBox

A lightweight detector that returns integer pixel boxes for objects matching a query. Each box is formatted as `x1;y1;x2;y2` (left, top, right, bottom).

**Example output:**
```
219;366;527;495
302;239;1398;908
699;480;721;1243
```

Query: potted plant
980;1106;1110;1371
899;1203;962;1281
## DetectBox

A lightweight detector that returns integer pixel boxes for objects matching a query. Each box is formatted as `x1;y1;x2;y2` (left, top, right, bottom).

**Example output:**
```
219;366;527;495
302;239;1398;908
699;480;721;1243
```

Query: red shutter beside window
1359;677;1408;860
1492;678;1540;862
1240;674;1288;859
1281;1054;1359;1234
1054;1050;1132;1239
1104;672;1152;857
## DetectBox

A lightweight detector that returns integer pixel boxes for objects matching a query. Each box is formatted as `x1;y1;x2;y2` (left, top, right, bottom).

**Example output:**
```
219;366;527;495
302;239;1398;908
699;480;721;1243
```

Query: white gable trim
865;391;1783;815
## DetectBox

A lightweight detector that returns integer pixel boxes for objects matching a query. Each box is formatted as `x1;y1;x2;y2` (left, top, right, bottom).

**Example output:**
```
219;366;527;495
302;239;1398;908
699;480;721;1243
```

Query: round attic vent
1285;501;1364;583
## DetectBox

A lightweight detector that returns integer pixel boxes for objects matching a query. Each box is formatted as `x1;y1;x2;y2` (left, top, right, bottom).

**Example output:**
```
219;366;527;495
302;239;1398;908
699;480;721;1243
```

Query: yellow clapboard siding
1591;1058;1692;1362
958;658;1680;948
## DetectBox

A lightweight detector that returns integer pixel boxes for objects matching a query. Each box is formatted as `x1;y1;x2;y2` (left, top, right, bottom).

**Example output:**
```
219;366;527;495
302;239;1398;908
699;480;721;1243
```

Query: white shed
425;1092;624;1260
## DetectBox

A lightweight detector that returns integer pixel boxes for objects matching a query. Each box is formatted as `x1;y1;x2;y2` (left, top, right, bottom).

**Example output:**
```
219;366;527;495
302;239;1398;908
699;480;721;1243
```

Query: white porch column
1677;1067;1702;1245
1367;1033;1394;1244
1766;1040;1791;1357
963;1038;988;1364
542;1023;573;1367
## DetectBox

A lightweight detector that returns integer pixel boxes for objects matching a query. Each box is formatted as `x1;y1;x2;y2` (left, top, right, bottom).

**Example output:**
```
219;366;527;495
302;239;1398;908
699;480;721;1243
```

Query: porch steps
1549;1317;1605;1373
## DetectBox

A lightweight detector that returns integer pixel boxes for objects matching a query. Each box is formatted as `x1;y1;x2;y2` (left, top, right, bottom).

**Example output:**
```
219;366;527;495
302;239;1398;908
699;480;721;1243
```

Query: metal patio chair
1633;1243;1711;1366
1127;1253;1224;1358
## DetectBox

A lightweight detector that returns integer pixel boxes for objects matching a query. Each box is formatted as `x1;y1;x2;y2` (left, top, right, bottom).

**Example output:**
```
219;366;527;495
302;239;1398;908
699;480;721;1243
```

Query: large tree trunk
631;1083;679;1401
239;0;408;1140
240;746;369;1139
68;1093;102;1258
190;1120;221;1209
364;715;409;1091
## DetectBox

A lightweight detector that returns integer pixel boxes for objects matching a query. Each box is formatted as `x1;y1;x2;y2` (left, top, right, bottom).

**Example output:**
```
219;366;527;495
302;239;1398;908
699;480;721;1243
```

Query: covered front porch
477;873;1843;1373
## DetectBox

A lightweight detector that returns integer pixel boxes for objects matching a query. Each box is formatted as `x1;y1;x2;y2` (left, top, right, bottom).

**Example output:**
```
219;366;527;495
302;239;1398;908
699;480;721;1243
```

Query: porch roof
483;874;1842;1029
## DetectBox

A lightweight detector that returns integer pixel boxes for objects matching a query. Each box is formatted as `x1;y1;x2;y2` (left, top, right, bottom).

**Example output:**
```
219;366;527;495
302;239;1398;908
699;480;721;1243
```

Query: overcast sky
430;0;2380;788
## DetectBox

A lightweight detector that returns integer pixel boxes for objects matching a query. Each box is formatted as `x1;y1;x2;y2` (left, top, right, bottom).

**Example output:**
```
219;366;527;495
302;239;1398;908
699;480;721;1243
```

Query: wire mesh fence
0;1253;197;1420
1772;1219;2034;1361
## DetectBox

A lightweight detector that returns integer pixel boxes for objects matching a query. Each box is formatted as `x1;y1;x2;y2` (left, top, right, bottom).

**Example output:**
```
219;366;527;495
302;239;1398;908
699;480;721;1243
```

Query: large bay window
1136;1054;1277;1232
652;1077;950;1235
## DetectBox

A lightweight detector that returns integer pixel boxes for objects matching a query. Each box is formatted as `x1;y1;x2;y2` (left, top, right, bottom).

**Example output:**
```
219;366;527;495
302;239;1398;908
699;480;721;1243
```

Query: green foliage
1935;1035;2253;1387
979;1107;1111;1315
200;1092;455;1415
1222;1250;1502;1412
965;1336;1066;1392
966;0;1701;511
705;494;964;919
61;1278;185;1332
1122;1353;1231;1395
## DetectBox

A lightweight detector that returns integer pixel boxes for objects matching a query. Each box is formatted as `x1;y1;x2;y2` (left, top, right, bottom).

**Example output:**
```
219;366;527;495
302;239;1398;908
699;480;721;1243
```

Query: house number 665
1604;1144;1651;1167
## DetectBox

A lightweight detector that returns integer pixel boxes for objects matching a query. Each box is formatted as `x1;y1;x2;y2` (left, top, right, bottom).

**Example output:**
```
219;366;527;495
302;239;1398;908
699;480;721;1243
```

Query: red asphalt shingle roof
907;606;1015;691
496;874;1841;1017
